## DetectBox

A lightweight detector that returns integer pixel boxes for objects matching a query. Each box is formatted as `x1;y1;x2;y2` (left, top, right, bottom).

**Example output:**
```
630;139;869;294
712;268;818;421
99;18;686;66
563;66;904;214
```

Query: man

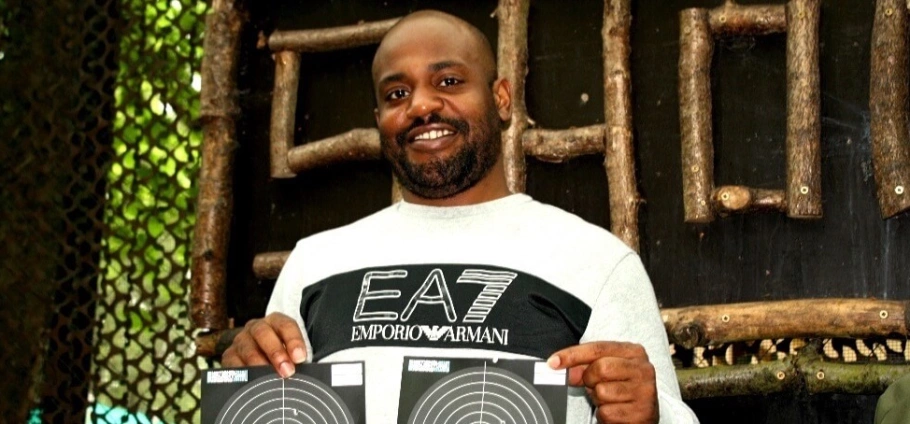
222;10;698;424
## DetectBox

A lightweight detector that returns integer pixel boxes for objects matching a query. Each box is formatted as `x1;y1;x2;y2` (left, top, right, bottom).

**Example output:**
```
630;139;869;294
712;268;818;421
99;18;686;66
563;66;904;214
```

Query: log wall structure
191;0;910;408
679;0;822;223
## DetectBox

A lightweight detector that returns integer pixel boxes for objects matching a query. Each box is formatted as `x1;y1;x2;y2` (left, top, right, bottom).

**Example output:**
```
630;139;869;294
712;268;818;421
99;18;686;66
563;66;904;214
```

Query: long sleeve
579;253;699;424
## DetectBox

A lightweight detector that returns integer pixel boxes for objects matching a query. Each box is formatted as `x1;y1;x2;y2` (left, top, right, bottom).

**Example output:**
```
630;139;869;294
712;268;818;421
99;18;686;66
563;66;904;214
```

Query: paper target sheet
202;362;365;424
398;357;568;424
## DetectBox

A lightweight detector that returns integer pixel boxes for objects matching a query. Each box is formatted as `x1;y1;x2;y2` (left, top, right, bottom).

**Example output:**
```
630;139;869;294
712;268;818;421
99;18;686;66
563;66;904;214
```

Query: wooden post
870;0;910;218
603;0;640;250
497;0;530;194
679;8;715;223
785;0;822;218
270;51;301;179
191;0;243;331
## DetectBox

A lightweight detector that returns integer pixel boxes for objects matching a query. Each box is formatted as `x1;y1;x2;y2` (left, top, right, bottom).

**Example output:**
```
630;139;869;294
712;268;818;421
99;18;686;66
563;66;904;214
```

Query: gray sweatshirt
267;194;699;423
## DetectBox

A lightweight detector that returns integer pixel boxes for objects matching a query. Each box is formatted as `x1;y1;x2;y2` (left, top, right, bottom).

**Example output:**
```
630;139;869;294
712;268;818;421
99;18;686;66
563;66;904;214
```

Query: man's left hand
548;341;659;424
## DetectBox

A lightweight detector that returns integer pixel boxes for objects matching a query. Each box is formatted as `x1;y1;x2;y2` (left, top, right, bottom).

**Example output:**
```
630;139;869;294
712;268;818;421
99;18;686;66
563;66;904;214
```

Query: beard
381;106;502;200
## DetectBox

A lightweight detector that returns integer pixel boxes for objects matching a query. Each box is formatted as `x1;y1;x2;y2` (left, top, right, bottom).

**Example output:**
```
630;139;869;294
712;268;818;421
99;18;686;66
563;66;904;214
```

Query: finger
247;319;296;378
589;381;640;405
581;357;649;387
548;341;648;370
596;402;635;424
220;346;243;367
266;313;307;364
229;330;270;367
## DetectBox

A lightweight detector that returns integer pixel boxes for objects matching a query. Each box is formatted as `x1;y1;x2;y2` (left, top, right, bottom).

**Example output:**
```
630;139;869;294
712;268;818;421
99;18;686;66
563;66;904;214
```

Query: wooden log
785;0;823;218
192;0;243;331
253;250;292;280
677;360;798;399
267;18;400;53
712;185;787;214
679;8;715;223
603;0;640;251
287;128;381;173
195;328;242;358
708;1;787;36
870;0;910;218
270;50;301;179
522;125;605;162
663;299;910;349
497;0;530;194
803;360;910;394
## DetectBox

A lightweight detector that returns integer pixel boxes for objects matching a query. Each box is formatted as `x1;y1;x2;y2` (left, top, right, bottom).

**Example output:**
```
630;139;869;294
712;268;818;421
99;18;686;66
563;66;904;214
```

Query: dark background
227;1;909;422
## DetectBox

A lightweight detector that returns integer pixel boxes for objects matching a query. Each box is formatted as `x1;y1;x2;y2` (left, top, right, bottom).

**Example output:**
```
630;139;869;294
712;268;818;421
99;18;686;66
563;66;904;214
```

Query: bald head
372;10;497;89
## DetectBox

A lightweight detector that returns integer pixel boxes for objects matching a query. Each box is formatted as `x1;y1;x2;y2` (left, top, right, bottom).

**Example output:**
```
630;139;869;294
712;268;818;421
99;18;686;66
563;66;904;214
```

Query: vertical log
270;50;301;179
870;0;910;218
496;0;530;193
679;9;715;223
785;0;822;218
191;0;243;331
603;0;639;251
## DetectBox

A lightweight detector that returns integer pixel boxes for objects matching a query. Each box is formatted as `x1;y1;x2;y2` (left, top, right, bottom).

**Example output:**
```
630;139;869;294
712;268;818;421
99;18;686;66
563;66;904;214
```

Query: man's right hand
221;312;308;378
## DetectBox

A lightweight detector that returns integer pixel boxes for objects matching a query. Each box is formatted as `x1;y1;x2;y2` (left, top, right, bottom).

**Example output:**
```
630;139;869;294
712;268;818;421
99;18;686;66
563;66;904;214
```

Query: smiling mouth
412;129;455;142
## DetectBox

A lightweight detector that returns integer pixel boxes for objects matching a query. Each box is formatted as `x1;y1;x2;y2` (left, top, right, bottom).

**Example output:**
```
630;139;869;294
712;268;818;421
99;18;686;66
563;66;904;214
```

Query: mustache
395;113;470;146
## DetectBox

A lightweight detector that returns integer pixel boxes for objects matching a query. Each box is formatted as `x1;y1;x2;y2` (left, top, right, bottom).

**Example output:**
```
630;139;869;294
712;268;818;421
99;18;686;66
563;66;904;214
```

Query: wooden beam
496;0;531;193
663;299;910;349
267;18;400;52
603;0;640;251
870;0;910;218
191;0;244;331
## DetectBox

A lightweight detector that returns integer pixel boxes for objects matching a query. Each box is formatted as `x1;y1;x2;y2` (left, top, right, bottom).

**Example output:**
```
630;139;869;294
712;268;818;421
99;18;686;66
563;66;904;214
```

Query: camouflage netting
0;0;208;421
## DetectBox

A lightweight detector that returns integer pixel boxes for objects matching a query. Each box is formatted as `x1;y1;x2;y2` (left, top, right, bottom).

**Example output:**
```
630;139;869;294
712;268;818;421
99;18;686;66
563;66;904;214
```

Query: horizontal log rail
679;346;910;399
663;299;910;349
281;126;612;175
267;18;401;52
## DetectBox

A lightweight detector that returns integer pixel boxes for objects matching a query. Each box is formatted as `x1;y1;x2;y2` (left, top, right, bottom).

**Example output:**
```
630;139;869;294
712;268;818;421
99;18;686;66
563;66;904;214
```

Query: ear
374;107;380;126
492;78;512;122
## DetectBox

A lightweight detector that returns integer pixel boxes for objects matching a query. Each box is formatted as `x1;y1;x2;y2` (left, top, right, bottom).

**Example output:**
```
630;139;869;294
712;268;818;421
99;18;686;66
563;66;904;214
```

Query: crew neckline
394;193;533;219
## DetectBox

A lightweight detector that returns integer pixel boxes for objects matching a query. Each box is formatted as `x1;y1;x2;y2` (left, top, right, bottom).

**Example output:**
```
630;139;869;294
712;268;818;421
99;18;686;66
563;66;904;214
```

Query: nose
405;87;443;121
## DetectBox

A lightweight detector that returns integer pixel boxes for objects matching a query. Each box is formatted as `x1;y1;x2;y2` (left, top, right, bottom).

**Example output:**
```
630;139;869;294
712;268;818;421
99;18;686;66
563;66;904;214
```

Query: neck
401;159;511;207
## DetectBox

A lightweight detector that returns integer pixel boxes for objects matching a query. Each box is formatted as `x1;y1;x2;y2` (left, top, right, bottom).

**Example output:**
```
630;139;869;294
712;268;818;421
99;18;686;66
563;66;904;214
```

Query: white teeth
414;129;453;141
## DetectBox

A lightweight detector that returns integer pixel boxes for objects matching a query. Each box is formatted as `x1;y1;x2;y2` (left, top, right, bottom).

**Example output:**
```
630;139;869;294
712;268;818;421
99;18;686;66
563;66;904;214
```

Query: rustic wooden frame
869;0;910;218
679;0;822;223
191;0;910;398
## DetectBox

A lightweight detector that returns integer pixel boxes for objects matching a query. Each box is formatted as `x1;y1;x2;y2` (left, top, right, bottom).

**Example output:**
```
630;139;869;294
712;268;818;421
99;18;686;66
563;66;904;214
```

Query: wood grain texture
603;0;640;251
708;1;787;36
712;186;787;214
287;128;381;172
497;0;530;194
679;8;715;223
192;0;243;331
522;125;605;162
268;18;399;52
269;51;301;179
870;0;910;218
663;299;910;349
785;0;823;218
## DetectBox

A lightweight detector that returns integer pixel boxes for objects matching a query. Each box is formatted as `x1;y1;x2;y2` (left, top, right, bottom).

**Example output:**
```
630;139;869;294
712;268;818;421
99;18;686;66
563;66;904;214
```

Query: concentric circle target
214;373;354;424
407;366;554;424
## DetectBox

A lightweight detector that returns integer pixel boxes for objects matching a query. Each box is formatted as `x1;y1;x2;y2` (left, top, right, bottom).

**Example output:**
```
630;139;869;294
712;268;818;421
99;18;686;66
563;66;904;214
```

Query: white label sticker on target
533;361;566;385
331;363;364;387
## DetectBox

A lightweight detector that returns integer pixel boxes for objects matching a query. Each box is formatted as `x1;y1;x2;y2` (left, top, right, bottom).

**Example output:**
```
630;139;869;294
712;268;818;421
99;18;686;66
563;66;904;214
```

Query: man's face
372;18;507;199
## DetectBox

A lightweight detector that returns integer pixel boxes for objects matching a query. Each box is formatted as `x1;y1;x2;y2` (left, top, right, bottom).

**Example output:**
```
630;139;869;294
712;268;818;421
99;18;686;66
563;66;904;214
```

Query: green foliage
94;0;209;422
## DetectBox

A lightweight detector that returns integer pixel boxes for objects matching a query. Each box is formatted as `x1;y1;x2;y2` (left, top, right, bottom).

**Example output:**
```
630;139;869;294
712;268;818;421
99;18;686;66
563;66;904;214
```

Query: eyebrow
377;60;468;87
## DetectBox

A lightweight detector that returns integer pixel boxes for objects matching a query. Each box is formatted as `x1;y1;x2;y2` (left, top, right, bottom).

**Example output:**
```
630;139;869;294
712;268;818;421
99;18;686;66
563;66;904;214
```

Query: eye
439;77;461;87
386;88;409;101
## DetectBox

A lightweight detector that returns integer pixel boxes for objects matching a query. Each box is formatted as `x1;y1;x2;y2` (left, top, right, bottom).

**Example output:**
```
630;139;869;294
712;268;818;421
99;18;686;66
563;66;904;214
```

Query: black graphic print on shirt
299;264;592;361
